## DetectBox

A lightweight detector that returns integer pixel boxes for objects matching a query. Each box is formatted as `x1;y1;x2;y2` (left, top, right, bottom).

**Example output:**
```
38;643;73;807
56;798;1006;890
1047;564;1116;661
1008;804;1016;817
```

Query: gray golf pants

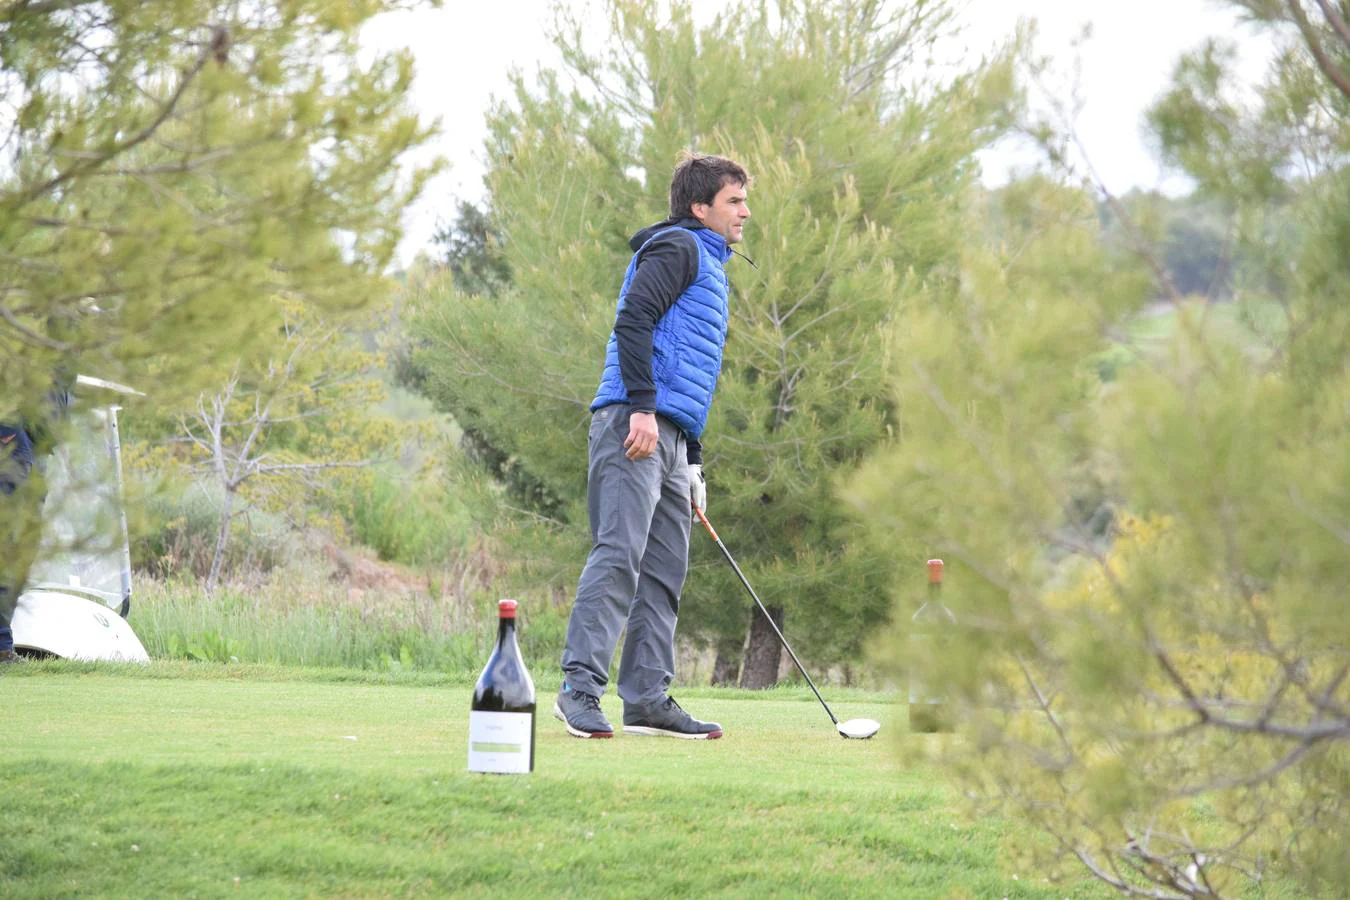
561;407;691;707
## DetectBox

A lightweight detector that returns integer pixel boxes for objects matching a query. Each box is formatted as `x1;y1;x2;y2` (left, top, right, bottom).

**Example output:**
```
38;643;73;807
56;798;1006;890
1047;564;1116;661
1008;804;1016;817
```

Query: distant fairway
6;663;1107;898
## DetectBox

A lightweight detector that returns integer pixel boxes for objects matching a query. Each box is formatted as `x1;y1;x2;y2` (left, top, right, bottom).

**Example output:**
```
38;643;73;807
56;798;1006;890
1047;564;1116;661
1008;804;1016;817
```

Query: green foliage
852;6;1349;895
163;629;240;664
130;576;502;673
1094;190;1239;299
125;297;403;588
408;0;1018;678
339;467;466;565
431;199;512;296
1147;38;1292;204
0;0;440;420
129;479;293;580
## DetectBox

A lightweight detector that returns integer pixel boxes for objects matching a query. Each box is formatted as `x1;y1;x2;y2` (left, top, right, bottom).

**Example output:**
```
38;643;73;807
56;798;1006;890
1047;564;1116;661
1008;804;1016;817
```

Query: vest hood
629;218;733;263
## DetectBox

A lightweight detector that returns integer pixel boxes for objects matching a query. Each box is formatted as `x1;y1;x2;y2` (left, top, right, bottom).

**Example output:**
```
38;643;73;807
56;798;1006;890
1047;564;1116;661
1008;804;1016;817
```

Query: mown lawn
6;663;1107;898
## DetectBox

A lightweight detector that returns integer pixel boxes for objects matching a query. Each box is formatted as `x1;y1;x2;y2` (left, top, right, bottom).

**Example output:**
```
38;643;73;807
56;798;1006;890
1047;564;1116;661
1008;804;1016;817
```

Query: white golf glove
688;463;707;513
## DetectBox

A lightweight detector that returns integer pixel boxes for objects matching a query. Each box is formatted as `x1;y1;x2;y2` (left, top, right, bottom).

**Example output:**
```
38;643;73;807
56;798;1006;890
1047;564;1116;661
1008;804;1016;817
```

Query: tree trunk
206;487;235;593
710;637;742;686
739;605;785;689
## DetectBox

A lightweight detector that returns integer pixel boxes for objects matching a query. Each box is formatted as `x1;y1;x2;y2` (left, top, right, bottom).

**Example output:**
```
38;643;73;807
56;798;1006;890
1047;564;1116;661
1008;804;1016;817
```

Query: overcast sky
363;1;1270;264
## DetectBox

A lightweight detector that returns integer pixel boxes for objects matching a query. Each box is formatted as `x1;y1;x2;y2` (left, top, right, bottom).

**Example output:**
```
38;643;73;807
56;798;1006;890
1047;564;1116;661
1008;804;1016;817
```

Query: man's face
691;180;751;245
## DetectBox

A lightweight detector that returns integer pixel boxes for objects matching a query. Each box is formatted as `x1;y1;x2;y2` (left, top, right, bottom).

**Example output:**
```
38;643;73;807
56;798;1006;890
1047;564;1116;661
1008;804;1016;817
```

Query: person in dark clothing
1;380;75;662
2;302;91;660
1;423;48;662
554;152;752;739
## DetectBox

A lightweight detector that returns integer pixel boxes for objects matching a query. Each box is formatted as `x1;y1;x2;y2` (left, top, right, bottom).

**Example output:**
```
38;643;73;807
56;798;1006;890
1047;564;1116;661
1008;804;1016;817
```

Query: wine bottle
468;599;536;774
909;559;957;733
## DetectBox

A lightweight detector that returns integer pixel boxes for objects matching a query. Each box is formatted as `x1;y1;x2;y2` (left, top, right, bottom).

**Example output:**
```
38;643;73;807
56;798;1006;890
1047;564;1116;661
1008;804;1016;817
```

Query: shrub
339;467;476;566
130;481;293;581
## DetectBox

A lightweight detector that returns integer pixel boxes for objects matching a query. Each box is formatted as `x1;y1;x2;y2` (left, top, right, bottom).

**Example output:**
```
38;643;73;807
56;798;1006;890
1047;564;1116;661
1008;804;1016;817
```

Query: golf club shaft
694;506;839;726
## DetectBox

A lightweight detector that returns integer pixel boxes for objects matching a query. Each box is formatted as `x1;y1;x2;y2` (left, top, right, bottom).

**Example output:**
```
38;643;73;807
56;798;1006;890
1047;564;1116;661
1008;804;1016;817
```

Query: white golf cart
11;375;149;662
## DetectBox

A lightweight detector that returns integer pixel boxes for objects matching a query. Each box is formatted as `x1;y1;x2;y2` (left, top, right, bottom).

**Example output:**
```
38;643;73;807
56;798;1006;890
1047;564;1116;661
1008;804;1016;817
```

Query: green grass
1124;298;1285;352
131;578;494;672
127;575;889;690
128;566;573;675
6;663;1107;898
1093;298;1286;384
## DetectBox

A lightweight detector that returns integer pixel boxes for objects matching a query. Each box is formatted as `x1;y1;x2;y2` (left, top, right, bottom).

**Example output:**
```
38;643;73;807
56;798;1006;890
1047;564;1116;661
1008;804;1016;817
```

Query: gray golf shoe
623;696;723;740
553;684;614;739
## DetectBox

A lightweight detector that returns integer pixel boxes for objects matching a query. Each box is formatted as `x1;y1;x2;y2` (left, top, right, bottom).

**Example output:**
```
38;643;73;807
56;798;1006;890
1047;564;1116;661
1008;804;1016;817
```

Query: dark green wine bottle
469;599;536;774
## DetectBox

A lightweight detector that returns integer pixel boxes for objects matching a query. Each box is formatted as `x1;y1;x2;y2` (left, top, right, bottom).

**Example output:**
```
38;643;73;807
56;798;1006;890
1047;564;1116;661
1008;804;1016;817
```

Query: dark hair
669;152;750;219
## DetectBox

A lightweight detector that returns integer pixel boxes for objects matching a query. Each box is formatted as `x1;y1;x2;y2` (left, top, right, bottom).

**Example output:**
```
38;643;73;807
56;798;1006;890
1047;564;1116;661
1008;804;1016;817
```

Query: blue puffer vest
591;227;732;439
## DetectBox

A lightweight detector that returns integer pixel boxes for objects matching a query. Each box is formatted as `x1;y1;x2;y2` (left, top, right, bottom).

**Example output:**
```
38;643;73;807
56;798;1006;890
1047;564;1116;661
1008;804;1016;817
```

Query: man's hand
624;411;659;460
688;463;706;512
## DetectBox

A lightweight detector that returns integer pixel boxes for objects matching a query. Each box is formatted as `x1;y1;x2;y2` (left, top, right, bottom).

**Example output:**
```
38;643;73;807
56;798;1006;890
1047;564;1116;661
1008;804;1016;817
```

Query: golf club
694;506;880;740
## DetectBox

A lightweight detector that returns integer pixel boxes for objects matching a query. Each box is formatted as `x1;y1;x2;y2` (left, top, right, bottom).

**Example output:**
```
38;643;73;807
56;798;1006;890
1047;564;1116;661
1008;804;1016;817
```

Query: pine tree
409;0;1014;684
847;3;1349;894
1;0;439;419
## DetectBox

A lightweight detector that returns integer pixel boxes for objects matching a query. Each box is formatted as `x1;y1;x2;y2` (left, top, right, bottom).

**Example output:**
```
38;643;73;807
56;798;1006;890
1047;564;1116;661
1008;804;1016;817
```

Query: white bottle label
468;711;533;774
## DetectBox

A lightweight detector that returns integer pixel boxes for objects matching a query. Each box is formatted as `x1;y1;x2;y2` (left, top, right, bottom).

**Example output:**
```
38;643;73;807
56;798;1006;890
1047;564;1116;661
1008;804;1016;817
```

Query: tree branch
3;0;102;18
1070;845;1187;900
0;302;73;349
1175;737;1324;798
1315;662;1350;718
1287;0;1350;102
1313;0;1350;49
1016;652;1075;765
1287;482;1350;546
11;30;213;208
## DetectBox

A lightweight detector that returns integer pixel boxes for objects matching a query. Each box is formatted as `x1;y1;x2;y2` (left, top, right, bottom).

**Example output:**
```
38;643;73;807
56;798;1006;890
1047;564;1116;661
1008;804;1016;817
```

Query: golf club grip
695;507;838;725
694;505;719;541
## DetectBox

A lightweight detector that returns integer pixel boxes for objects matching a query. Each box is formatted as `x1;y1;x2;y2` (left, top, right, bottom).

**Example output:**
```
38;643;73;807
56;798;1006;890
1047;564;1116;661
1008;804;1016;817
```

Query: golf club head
837;718;881;740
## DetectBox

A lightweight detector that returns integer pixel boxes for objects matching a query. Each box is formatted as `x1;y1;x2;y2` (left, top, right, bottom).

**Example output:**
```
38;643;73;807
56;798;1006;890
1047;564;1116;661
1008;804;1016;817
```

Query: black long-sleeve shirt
615;217;707;465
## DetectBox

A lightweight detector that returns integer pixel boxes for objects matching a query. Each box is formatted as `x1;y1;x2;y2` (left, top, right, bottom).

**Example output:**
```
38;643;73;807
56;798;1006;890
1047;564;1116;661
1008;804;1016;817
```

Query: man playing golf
555;152;752;739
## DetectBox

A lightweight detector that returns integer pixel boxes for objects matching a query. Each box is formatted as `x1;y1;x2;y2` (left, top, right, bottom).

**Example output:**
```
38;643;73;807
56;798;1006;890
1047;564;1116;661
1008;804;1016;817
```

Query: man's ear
689;201;708;223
